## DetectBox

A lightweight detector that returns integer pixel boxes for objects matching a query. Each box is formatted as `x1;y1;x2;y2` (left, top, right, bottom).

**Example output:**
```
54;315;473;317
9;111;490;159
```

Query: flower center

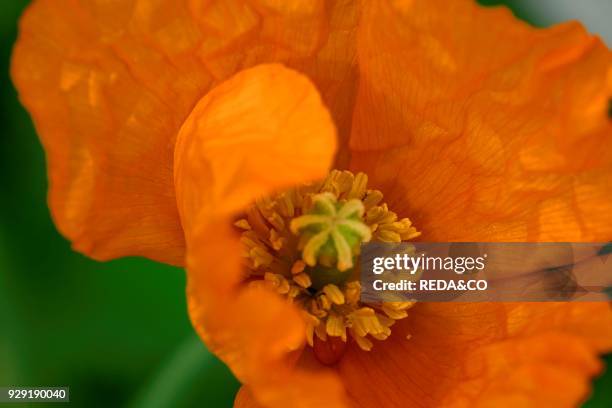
235;170;420;364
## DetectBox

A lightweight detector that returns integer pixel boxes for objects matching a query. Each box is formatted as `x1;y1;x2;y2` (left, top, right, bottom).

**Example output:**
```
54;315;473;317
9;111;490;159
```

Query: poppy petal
10;0;209;263
336;302;612;407
11;0;358;263
234;387;263;408
174;64;345;408
350;0;612;242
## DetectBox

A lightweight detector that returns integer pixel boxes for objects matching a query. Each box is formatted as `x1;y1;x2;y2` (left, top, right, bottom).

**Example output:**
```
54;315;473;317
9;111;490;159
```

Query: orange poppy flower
11;1;612;407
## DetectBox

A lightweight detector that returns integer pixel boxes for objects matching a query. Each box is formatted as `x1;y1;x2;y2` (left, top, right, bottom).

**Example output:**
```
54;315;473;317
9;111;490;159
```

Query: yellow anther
318;294;332;311
269;229;285;251
266;212;285;231
310;300;327;319
370;326;392;341
335;171;355;195
303;312;320;346
293;273;312;289
382;302;415;319
240;233;260;249
291;260;306;275
264;272;290;295
326;313;346;339
250;246;274;268
315;323;328;341
234;219;251;230
349;307;385;337
322;284;345;305
376;230;402;243
347;172;368;199
288;286;301;298
363;190;383;209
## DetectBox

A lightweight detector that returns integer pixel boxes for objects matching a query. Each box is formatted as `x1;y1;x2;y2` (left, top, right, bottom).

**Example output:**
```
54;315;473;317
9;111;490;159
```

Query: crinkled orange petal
11;0;357;263
232;302;612;408
350;0;612;242
174;64;346;408
333;302;612;408
342;2;612;406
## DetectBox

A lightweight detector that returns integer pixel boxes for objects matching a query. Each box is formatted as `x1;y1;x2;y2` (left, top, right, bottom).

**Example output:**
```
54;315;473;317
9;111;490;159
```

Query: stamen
293;273;312;289
322;284;345;305
234;219;251;230
326;313;346;339
318;294;332;310
291;260;306;275
235;170;420;362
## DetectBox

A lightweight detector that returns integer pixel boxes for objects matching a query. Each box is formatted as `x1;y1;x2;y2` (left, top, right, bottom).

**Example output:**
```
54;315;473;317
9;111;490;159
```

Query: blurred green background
0;1;610;407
